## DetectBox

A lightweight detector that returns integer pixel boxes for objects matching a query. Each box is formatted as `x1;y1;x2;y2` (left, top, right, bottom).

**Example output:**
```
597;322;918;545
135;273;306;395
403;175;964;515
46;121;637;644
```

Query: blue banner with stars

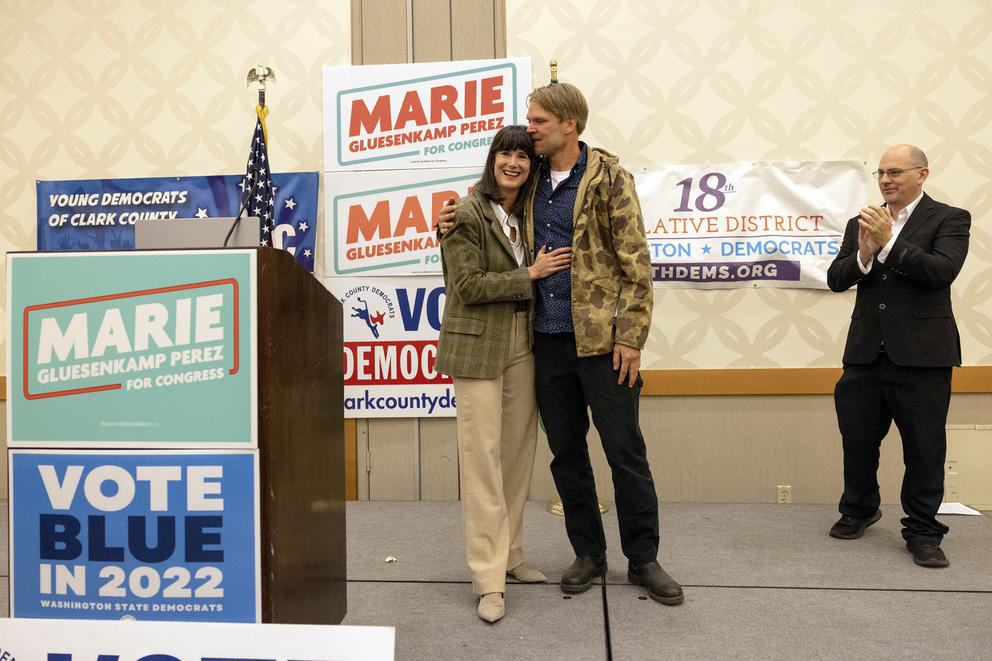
36;173;319;272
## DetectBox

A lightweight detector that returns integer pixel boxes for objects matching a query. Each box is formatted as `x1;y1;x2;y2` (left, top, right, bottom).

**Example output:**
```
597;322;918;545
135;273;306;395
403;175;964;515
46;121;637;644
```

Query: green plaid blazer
434;189;534;379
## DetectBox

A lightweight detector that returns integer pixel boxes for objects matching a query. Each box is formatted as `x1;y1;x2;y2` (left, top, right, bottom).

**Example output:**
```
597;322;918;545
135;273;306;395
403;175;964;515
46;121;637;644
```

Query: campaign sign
324;57;532;170
325;168;478;276
323;276;454;418
9;451;260;623
6;250;257;447
0;618;395;661
636;161;867;289
37;172;319;272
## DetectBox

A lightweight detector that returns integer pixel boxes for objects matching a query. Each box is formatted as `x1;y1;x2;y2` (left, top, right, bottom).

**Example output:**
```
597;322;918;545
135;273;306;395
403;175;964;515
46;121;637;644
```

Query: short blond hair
528;83;588;135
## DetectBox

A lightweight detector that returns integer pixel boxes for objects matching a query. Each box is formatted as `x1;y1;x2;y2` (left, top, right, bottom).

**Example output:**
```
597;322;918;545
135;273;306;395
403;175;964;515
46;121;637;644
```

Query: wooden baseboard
640;366;992;396
344;418;357;500
3;367;985;403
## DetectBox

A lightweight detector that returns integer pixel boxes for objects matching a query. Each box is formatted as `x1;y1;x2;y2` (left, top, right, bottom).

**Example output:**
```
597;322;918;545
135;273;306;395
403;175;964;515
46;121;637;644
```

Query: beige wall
2;1;989;504
0;0;352;338
360;393;992;505
506;0;992;369
354;0;992;503
0;0;351;498
3;4;990;366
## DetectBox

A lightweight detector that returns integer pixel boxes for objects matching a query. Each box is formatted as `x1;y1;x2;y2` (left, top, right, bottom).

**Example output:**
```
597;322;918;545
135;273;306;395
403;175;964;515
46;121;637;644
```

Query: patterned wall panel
0;0;351;361
507;0;992;368
2;1;990;371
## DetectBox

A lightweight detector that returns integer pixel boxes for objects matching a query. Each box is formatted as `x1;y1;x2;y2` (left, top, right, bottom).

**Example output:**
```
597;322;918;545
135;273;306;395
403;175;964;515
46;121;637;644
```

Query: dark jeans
834;353;951;544
534;332;659;564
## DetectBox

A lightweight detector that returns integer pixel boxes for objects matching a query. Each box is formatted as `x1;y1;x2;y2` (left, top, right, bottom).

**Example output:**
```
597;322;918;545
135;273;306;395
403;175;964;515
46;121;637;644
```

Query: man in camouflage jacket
523;83;683;605
524;145;653;358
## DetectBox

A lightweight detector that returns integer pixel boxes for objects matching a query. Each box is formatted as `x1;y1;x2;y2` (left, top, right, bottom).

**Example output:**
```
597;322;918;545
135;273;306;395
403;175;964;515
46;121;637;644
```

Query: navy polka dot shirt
533;143;588;334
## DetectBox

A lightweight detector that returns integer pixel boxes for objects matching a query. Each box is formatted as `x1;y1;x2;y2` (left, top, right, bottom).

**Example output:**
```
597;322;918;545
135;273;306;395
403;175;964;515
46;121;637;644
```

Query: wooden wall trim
1;367;989;402
350;0;361;64
641;367;839;395
344;418;358;500
4;367;968;401
640;366;992;396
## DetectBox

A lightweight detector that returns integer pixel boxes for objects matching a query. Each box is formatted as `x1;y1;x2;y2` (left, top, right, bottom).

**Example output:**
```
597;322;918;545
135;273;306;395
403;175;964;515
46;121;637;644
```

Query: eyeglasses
872;167;924;179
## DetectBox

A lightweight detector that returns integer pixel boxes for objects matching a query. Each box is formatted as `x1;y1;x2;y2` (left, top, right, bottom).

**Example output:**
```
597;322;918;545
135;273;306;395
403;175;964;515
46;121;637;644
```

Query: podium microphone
223;205;246;248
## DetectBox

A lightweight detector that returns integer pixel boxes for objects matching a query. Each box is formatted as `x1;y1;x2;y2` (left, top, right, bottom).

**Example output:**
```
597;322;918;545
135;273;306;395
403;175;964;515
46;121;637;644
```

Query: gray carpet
1;501;989;659
343;501;992;660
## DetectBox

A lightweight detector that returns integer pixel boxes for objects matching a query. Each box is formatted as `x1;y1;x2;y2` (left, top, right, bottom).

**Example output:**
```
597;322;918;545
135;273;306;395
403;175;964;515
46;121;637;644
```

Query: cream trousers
452;310;538;595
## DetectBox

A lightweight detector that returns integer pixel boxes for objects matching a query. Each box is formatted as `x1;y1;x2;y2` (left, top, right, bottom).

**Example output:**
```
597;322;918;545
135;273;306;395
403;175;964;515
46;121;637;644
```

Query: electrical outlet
776;485;792;503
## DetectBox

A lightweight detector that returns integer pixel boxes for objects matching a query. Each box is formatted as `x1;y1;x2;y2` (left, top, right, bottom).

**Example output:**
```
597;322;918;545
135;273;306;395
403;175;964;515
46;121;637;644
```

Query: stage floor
342;501;992;660
1;501;989;659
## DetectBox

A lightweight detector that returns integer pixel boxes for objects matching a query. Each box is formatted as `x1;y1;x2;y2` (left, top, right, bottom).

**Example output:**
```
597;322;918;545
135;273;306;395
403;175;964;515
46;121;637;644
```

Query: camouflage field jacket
526;147;653;357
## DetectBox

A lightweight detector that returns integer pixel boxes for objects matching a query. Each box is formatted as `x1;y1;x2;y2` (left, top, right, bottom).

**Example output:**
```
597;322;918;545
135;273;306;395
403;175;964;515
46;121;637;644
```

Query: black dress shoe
628;560;684;605
560;555;606;593
906;542;950;568
829;509;882;539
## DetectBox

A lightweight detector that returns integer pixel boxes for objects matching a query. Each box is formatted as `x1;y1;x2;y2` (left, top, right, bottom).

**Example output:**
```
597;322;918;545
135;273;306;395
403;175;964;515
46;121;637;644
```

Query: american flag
239;108;275;246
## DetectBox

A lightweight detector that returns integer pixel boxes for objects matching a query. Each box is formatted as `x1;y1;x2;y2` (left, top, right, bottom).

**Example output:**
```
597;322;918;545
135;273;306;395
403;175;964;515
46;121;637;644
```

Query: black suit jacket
827;193;970;367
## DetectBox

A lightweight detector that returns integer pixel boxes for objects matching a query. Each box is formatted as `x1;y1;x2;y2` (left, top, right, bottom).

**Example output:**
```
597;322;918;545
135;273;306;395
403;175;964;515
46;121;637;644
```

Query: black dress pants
534;332;659;564
834;352;951;543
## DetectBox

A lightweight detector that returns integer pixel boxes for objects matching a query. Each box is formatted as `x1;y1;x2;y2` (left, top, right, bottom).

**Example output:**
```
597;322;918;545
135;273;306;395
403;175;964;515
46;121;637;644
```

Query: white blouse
489;199;525;266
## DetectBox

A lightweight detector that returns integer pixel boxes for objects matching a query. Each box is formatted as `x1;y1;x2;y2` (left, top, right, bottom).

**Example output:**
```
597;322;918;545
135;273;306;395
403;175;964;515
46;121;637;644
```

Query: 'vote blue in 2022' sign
9;451;260;622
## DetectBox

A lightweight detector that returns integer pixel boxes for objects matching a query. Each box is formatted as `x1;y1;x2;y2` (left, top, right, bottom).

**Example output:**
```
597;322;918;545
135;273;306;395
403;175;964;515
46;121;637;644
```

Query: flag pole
224;65;277;247
247;65;275;156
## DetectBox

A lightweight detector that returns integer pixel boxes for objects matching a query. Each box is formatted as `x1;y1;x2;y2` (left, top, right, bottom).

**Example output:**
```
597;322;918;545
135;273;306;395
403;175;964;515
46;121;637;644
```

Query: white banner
324;58;532;171
636;161;868;288
323;276;454;418
325;168;478;276
0;617;394;661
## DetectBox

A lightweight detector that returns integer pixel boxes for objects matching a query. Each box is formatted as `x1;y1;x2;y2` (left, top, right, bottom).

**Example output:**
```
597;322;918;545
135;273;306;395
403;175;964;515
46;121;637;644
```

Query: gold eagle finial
246;65;276;90
246;65;276;107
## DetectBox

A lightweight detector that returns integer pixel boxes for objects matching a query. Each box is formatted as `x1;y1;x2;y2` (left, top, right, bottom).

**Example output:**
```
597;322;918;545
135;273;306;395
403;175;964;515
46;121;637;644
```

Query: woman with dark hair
435;125;571;623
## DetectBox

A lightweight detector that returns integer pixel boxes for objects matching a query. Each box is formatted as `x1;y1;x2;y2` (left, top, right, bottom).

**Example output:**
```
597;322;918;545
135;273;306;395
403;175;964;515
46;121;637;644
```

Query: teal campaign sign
6;250;257;447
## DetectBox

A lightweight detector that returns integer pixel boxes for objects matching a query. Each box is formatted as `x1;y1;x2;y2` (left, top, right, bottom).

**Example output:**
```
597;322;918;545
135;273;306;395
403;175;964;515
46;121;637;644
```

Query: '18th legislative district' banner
323;276;452;418
637;161;868;288
324;57;531;171
37;172;319;272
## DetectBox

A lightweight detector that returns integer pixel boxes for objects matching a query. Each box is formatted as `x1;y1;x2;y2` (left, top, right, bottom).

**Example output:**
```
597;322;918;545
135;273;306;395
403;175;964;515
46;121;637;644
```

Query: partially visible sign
636;161;867;288
9;451;260;623
37;173;319;272
324;58;531;170
323;276;454;418
0;617;394;661
325;168;477;276
6;250;257;447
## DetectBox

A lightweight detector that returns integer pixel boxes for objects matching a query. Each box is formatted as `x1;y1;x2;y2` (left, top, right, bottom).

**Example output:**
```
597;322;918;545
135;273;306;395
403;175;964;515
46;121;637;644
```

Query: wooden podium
6;247;345;624
256;247;346;623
